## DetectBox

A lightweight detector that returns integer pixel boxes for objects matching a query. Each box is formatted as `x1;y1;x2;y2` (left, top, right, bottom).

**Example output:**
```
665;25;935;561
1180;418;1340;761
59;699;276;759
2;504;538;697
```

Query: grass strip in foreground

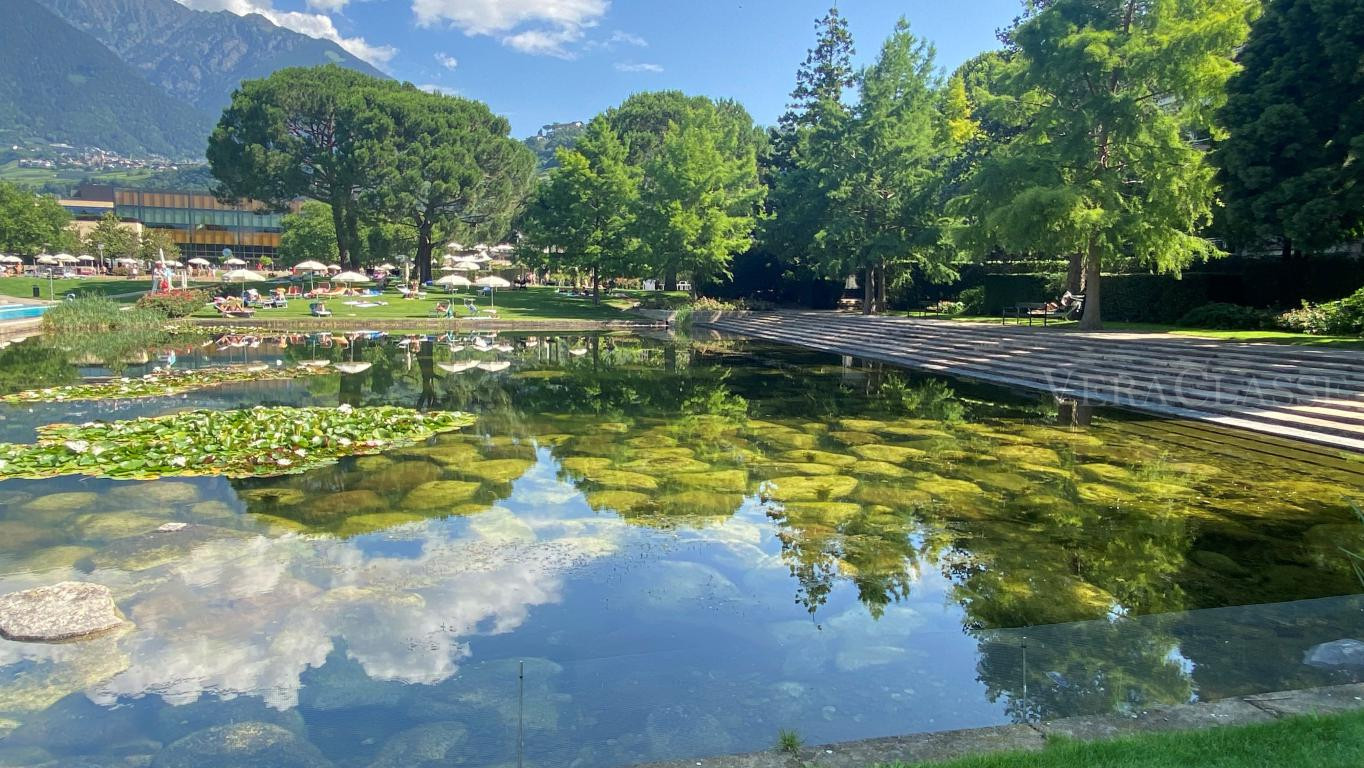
0;364;327;403
879;709;1364;768
0;405;473;480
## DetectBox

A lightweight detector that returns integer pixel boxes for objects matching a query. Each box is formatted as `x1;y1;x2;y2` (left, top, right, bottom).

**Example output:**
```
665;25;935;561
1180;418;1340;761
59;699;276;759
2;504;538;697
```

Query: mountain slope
0;0;214;158
35;0;389;117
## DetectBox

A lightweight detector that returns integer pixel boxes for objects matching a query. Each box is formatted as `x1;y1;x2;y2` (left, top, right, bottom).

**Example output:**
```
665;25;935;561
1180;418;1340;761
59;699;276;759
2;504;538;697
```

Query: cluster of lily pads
0;405;474;480
0;365;329;404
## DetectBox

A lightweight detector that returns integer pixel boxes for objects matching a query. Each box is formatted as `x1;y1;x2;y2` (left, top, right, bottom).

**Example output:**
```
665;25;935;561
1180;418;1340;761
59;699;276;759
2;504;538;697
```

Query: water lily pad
851;444;927;464
765;475;858;502
402;481;482;510
670;469;748;493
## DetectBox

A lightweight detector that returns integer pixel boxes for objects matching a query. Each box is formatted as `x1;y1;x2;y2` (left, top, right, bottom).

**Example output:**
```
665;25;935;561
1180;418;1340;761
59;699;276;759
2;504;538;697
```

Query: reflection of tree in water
0;342;77;395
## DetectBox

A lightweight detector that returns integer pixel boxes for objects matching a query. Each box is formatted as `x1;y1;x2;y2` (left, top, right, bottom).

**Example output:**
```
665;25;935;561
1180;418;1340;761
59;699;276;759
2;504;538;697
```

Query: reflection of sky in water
0;335;1361;766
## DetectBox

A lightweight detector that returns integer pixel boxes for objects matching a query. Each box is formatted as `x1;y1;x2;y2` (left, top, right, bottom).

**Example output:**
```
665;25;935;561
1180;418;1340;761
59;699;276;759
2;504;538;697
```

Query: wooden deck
694;311;1364;454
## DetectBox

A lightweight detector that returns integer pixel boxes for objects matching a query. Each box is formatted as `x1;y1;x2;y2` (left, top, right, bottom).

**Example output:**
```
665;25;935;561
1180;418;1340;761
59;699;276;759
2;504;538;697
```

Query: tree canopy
957;0;1257;328
1215;0;1364;254
0;182;72;256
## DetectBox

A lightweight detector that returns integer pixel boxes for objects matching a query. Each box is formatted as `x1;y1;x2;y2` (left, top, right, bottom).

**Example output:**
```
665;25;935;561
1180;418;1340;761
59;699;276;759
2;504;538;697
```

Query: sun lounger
310;302;332;318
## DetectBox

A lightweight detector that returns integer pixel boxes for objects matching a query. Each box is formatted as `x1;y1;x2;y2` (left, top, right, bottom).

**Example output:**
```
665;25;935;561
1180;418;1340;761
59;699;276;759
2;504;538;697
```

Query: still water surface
0;331;1360;767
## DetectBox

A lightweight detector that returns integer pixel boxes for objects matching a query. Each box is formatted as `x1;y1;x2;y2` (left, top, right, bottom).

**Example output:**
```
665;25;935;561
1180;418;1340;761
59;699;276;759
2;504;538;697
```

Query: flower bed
0;365;329;404
0;406;474;480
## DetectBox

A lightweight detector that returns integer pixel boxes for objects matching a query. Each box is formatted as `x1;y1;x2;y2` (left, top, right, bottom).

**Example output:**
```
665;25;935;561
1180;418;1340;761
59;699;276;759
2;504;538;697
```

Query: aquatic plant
0;405;474;480
776;728;803;754
0;364;329;403
42;297;166;334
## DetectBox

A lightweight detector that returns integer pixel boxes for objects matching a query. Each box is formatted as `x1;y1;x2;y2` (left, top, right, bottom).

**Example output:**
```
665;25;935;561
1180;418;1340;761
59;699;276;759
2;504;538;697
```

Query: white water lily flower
337;403;354;414
337;437;353;447
64;440;90;453
91;445;106;456
169;456;187;467
293;449;308;458
276;458;293;467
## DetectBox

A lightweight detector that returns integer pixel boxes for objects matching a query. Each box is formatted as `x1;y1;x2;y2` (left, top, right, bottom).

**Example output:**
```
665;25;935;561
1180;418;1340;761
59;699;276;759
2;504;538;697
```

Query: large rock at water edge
0;582;126;642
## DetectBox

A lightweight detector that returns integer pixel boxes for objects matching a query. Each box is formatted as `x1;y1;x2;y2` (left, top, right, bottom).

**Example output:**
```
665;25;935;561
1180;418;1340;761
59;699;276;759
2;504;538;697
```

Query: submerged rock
73;512;167;541
152;722;333;768
370;722;468;768
91;525;241;572
454;459;535;484
851;444;927;464
777;449;857;467
849;460;911;479
582;469;660;491
6;546;96;574
236;487;307;507
108;482;200;506
0;636;129;712
18;492;98;521
669;469;747;493
0;581;126;642
1305;639;1364;670
300;490;386;522
401;481;481;510
764;475;858;502
585;490;653;513
336;513;428;537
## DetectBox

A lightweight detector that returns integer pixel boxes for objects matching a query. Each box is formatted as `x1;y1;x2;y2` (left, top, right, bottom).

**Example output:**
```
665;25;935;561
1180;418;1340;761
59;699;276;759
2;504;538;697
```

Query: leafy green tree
763;8;858;288
363;89;536;284
82;211;138;263
960;0;1256;328
0;181;72;256
138;228;180;263
278;200;339;267
818;20;956;313
1215;0;1364;255
207;66;393;269
635;105;765;294
519;117;640;302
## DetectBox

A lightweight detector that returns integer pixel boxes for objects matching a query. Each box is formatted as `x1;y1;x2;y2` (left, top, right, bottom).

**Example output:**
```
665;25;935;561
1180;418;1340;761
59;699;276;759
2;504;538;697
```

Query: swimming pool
0;304;48;321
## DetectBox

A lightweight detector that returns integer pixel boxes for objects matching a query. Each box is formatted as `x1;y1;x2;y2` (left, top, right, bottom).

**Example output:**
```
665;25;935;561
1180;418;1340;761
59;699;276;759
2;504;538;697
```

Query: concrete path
694;311;1364;453
636;683;1364;768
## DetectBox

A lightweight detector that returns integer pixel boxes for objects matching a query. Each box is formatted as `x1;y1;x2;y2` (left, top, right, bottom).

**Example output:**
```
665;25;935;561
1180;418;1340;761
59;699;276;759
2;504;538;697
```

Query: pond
0;330;1361;767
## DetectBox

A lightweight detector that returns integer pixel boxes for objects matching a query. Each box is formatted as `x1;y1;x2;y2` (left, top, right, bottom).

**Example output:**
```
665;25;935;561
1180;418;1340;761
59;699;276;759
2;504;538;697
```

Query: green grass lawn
195;284;636;322
944;314;1364;349
0;275;151;301
880;710;1364;768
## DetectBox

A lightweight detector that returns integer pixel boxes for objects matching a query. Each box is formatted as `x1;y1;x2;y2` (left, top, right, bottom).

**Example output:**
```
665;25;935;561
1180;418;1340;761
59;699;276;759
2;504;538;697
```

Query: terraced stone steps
696;312;1364;453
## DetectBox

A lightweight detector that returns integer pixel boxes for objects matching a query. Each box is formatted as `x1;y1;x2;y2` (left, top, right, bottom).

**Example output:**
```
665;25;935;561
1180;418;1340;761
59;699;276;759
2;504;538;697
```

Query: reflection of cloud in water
82;509;622;709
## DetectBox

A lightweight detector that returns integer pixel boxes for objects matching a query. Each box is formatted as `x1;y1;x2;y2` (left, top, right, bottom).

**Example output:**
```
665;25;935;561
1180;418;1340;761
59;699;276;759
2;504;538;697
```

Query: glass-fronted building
71;184;289;261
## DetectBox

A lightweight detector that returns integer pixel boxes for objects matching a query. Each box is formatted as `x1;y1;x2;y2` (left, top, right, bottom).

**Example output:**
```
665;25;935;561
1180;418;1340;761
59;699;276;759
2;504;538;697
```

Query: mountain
525;121;586;171
34;0;389;117
0;0;214;159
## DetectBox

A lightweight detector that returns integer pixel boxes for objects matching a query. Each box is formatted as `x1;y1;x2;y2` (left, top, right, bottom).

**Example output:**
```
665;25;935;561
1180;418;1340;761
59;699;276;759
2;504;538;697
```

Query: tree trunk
592;265;600;305
342;206;362;270
1079;245;1102;330
1065;252;1083;295
876;263;887;314
665;267;678;293
414;221;434;285
862;267;873;315
329;200;350;268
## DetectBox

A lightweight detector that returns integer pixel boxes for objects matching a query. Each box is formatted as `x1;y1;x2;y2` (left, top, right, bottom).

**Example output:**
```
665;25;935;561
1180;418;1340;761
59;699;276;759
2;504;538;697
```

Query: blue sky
182;1;1023;137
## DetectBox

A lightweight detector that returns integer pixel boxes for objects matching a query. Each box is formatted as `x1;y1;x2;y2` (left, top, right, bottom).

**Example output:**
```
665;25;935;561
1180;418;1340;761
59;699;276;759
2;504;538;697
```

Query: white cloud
173;0;397;67
417;83;460;96
412;0;608;58
609;30;646;47
615;62;663;73
306;0;349;11
435;52;459;70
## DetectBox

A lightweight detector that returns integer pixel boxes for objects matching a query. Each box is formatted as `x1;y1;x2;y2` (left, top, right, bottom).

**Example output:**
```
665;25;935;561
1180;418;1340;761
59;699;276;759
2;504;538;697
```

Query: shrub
43;297;166;334
1275;287;1364;336
959;286;986;315
136;289;210;318
1176;303;1272;330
